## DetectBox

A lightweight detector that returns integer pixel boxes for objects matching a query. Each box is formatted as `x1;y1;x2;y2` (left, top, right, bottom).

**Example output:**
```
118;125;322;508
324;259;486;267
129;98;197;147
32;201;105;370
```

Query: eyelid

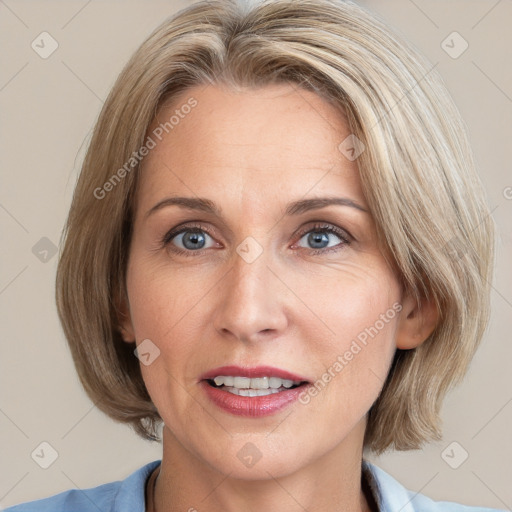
161;220;354;255
161;221;217;246
294;221;353;243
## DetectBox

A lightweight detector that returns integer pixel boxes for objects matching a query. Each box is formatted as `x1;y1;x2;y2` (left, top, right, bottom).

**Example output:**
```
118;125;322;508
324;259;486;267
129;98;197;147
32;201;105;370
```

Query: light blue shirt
4;459;506;511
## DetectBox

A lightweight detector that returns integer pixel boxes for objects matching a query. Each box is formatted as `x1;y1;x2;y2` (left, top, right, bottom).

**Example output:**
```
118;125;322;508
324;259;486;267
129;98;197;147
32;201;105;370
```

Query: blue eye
163;226;215;255
176;230;208;250
295;223;351;254
161;222;351;257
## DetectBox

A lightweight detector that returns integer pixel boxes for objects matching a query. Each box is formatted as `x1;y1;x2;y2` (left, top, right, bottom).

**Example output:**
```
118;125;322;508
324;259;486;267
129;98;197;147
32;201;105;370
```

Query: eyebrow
144;195;368;220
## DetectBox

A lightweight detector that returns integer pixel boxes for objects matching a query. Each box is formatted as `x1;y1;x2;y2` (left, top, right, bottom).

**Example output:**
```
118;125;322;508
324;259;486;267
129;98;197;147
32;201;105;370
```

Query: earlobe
395;290;439;350
115;294;136;343
118;320;135;343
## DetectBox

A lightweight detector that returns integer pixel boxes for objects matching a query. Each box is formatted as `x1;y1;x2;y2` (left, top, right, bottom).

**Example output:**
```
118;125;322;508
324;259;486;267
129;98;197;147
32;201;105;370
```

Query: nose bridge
213;237;287;342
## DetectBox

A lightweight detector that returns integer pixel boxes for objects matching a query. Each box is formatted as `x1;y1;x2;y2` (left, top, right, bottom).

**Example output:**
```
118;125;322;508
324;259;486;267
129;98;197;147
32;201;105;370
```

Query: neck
154;419;373;512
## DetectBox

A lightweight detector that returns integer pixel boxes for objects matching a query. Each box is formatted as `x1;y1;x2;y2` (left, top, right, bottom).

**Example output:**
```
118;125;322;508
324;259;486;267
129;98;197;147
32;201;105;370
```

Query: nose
212;244;289;344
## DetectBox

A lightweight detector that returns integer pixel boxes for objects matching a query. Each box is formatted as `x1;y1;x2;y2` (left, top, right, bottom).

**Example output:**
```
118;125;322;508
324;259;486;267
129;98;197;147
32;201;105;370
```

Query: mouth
205;375;307;397
199;365;311;416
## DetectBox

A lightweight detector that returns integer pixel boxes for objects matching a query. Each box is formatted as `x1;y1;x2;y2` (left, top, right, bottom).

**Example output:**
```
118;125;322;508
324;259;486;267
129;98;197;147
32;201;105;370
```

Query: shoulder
3;460;161;512
363;461;507;512
3;484;118;512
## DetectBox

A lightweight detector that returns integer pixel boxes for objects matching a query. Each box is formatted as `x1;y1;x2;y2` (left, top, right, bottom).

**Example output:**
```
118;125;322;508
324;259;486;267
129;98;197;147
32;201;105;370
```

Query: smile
200;366;311;416
209;376;303;396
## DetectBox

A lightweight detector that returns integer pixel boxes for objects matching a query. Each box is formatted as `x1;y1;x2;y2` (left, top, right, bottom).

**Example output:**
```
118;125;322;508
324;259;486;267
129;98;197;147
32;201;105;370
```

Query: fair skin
119;82;438;512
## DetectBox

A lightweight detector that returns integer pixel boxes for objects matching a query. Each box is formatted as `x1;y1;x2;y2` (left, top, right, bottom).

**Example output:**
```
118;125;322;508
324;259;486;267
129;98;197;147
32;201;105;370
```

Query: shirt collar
363;459;417;512
113;459;161;512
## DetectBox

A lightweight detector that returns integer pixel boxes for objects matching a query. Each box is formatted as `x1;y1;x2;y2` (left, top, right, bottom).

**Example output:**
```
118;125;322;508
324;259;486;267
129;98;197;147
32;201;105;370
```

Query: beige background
1;0;511;509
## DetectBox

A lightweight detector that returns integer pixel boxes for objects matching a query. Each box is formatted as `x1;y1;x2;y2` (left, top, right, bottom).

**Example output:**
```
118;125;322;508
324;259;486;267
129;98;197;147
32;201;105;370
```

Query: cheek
126;264;200;421
125;253;200;339
124;261;189;385
125;256;219;396
298;306;399;442
292;260;401;404
293;258;401;343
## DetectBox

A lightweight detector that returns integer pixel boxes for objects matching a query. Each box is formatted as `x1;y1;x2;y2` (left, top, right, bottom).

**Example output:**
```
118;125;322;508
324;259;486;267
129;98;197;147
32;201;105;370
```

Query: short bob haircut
55;0;495;454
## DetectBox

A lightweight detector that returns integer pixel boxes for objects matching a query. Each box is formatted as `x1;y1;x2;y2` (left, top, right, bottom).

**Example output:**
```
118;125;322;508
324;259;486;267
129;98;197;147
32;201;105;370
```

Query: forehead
137;83;363;215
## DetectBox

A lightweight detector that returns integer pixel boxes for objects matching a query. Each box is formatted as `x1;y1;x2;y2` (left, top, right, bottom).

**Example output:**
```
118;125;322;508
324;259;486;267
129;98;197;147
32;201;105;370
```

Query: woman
5;0;504;510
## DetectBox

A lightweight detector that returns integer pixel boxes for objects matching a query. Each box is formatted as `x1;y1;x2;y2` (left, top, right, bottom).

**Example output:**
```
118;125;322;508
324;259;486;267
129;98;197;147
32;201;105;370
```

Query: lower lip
200;381;309;417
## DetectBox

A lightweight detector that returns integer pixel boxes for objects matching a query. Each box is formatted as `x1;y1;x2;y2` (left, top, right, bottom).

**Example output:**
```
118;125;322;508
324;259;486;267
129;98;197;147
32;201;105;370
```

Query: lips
199;365;311;417
200;365;309;382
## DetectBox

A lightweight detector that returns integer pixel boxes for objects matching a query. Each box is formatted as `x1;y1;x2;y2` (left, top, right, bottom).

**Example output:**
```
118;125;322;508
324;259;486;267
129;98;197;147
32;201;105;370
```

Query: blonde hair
55;0;495;453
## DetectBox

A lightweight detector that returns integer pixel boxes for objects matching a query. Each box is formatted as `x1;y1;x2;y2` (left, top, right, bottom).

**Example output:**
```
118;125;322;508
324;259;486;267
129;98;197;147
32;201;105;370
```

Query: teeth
234;376;250;389
214;376;235;386
251;377;269;389
223;387;283;397
212;375;300;390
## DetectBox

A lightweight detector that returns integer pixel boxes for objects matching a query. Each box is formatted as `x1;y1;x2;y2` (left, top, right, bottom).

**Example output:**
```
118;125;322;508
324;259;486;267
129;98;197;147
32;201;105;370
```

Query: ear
115;292;136;343
395;289;439;350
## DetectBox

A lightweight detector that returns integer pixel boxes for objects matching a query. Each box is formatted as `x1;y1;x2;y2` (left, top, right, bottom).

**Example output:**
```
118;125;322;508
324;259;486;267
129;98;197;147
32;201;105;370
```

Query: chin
187;429;319;481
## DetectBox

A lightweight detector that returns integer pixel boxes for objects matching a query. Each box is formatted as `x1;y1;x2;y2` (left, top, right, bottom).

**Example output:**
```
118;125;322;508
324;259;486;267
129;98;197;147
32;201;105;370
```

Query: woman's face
121;83;408;478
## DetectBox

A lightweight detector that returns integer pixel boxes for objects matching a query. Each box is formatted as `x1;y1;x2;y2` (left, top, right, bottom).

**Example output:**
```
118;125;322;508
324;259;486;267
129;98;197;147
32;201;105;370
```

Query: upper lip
200;365;310;383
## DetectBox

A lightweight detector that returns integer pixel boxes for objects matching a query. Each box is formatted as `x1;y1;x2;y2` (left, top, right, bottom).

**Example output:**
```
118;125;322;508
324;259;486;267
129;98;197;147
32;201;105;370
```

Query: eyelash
160;222;352;257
